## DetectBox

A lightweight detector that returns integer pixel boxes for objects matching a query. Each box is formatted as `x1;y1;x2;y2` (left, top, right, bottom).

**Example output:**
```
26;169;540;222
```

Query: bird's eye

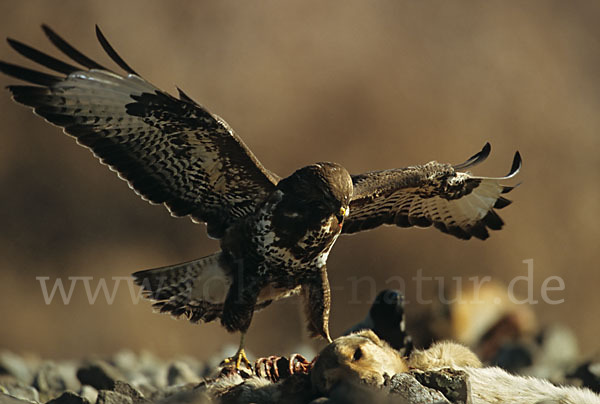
353;347;363;361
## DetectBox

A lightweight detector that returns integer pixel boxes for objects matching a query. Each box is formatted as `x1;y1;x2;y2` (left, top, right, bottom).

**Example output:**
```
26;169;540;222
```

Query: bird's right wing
0;26;278;238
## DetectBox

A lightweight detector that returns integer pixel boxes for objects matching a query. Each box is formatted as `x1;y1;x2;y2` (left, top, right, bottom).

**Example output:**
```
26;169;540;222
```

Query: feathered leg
301;266;332;342
220;270;262;369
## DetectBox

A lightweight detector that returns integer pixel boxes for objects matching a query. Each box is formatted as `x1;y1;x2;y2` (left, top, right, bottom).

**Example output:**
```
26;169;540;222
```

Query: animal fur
199;331;600;403
311;329;408;395
312;330;600;404
409;340;482;370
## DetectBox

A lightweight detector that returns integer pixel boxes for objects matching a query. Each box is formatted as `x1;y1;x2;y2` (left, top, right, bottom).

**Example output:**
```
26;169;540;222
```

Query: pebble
46;391;90;404
33;362;73;395
0;380;39;402
112;381;148;404
411;369;468;404
96;390;132;404
0;392;37;403
166;361;200;386
76;361;124;391
386;373;450;403
110;351;138;376
79;386;98;404
0;352;34;385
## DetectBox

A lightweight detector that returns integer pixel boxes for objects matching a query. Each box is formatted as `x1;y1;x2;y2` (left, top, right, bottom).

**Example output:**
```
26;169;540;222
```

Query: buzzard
0;26;521;368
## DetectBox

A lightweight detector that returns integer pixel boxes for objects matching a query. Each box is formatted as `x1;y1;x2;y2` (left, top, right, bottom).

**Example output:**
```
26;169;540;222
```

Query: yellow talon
237;348;251;369
221;333;252;370
222;348;252;370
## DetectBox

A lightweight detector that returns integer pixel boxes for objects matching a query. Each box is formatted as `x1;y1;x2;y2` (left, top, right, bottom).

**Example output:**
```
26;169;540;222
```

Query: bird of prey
344;289;413;356
0;26;521;368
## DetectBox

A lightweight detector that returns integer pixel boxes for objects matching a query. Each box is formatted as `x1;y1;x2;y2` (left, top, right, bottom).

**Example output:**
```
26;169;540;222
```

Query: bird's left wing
0;26;279;239
343;143;521;240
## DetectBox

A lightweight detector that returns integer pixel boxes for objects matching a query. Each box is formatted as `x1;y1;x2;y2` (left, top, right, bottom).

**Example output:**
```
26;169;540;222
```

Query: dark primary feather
0;25;279;239
343;144;521;240
94;25;138;75
452;141;491;170
6;38;79;74
0;60;61;86
41;24;107;70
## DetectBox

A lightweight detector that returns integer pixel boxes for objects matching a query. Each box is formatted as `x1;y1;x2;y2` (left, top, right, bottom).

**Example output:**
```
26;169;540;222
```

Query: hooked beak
336;206;350;225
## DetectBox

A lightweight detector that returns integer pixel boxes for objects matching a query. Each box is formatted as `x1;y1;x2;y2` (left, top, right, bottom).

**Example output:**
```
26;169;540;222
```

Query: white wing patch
345;144;521;240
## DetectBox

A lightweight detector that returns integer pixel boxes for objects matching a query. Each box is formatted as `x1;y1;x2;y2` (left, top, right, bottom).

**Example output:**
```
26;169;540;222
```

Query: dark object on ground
569;359;600;394
344;289;413;356
47;391;90;404
76;361;124;391
489;343;533;372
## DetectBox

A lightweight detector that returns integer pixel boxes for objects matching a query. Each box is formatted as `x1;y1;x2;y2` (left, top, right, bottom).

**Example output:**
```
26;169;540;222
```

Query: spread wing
343;143;521;240
0;25;278;239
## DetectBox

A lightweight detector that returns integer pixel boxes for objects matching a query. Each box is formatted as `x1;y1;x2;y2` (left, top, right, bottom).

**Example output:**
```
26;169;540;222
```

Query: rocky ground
0;348;213;403
2;286;599;404
0;346;474;404
0;340;598;404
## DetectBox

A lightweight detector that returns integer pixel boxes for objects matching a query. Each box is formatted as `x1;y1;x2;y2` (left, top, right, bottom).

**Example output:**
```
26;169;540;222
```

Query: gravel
0;338;598;404
0;350;203;404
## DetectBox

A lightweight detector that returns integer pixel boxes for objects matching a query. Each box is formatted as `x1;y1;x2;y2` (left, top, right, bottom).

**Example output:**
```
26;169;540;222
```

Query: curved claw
221;348;252;371
254;353;316;382
289;353;313;375
255;355;282;382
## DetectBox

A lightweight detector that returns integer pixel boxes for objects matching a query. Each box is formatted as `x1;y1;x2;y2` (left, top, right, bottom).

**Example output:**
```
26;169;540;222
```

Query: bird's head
276;162;353;226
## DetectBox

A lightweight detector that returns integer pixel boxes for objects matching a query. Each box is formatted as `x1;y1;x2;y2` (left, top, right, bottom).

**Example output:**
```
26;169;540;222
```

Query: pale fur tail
409;341;600;404
466;366;600;404
132;252;233;323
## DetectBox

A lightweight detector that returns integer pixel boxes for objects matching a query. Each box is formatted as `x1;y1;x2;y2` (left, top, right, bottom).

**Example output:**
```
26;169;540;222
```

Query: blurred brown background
0;1;598;360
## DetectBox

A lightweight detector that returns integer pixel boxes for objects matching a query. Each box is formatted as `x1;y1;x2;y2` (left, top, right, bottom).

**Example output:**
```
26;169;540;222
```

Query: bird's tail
132;252;233;323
